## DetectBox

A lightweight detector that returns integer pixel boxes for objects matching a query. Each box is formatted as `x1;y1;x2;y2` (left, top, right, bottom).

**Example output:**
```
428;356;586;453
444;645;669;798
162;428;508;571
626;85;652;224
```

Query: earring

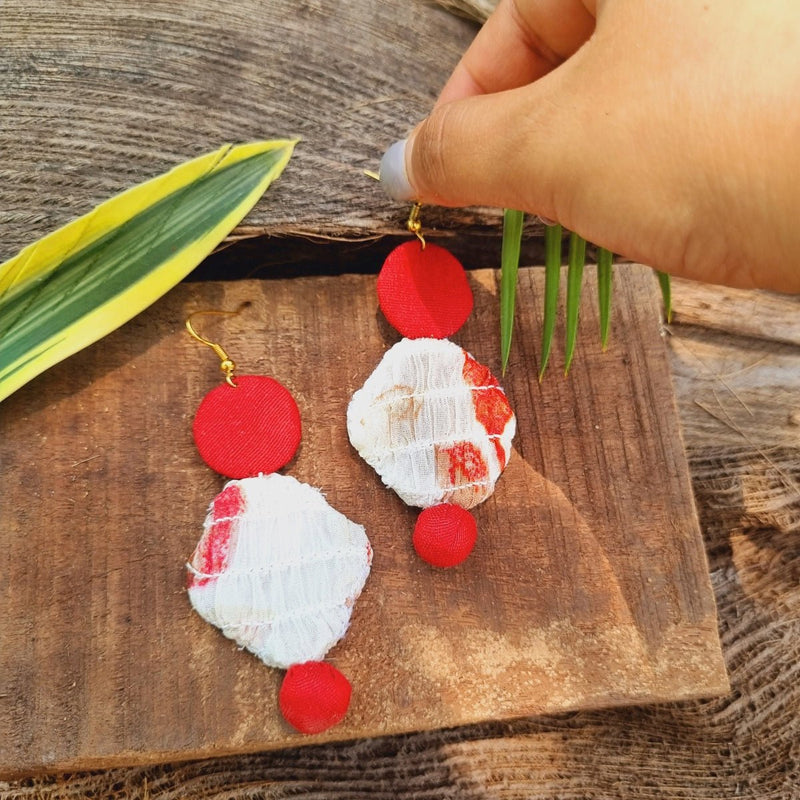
347;205;516;567
184;309;372;734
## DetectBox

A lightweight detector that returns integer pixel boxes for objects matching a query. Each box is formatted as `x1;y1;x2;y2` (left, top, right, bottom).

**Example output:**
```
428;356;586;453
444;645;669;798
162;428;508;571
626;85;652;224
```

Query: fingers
379;0;800;293
400;68;590;217
379;0;599;207
377;34;683;262
436;0;596;106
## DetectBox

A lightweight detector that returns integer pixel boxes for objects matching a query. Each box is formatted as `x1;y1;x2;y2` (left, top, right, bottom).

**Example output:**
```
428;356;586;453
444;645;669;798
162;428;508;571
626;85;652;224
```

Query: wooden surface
0;275;794;799
0;0;536;262
2;0;797;794
0;265;726;776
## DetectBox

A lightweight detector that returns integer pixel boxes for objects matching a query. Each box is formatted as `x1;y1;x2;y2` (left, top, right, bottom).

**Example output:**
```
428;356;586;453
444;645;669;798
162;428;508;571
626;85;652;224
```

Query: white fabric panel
188;474;372;669
347;338;516;509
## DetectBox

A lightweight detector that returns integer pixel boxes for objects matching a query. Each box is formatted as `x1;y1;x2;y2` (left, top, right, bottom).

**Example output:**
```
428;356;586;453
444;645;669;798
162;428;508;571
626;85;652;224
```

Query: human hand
379;0;800;293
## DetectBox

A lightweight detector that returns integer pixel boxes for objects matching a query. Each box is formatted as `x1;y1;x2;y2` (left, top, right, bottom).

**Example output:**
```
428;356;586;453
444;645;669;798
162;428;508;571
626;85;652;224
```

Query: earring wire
406;202;426;249
185;309;241;387
363;170;426;249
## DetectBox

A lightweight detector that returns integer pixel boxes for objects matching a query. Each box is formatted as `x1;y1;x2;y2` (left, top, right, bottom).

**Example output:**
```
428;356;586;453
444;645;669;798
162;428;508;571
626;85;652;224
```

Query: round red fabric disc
377;241;473;339
279;661;352;734
193;374;301;479
413;504;477;568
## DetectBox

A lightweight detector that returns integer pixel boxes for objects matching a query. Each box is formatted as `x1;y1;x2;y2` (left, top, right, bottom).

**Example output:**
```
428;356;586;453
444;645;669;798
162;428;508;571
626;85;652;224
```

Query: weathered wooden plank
672;278;800;348
0;0;516;261
0;264;726;776
668;280;800;453
1;276;796;799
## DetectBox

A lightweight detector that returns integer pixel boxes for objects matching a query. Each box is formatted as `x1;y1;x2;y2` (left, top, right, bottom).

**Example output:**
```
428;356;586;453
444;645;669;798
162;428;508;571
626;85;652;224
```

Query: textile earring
184;310;372;734
347;205;516;567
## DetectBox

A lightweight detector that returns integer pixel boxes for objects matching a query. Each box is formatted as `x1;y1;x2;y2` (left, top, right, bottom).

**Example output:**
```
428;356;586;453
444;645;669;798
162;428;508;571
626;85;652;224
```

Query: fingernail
536;215;557;226
379;139;416;201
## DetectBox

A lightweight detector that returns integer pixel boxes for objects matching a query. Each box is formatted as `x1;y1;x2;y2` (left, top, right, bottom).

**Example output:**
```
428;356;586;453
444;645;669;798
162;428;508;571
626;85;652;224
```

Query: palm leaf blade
564;232;586;375
597;247;613;350
538;223;562;381
499;208;524;374
656;270;673;323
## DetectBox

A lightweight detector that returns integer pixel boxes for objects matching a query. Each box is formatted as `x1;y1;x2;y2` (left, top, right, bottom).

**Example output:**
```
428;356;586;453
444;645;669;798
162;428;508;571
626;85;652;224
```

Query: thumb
379;68;589;221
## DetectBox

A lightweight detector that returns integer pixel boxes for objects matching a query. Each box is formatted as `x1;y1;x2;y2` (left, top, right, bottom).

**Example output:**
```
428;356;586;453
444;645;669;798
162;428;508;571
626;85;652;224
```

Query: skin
403;0;800;292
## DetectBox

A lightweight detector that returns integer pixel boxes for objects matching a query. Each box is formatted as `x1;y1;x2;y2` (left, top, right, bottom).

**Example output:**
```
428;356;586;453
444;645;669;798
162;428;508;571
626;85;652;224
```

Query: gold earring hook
363;169;426;248
185;309;240;387
406;202;426;249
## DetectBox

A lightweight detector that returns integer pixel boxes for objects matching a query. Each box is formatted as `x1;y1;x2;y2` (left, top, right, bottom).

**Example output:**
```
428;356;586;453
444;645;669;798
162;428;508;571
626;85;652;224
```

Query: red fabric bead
413;504;477;568
377;241;473;339
279;661;352;734
193;375;301;479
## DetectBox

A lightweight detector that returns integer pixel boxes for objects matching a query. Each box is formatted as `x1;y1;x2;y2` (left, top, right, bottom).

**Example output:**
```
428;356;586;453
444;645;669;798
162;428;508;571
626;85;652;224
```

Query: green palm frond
538;223;562;381
656;270;673;323
563;231;586;376
597;247;613;350
498;214;672;376
499;209;524;374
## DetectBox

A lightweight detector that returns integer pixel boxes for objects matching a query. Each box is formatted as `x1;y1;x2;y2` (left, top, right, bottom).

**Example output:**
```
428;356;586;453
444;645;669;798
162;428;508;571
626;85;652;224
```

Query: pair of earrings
184;206;516;735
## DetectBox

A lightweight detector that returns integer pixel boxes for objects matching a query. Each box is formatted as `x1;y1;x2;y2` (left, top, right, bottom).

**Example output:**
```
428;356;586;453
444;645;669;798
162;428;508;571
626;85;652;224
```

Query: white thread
211;599;356;629
369;383;504;409
186;542;368;579
376;432;506;456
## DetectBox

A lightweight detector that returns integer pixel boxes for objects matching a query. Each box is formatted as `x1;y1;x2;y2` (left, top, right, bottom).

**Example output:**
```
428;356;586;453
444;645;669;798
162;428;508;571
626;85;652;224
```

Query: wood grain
0;274;795;800
0;0;525;262
671;279;800;348
0;265;726;776
1;0;795;793
669;279;800;453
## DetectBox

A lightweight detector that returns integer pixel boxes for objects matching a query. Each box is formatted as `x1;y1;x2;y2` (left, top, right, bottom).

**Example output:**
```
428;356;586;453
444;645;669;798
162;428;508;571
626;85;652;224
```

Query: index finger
437;0;597;106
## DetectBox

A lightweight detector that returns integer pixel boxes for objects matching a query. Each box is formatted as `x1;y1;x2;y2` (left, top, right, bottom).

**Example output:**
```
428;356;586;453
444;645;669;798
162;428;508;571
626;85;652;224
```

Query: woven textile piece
193;374;302;479
347;338;516;510
187;473;372;670
376;241;473;339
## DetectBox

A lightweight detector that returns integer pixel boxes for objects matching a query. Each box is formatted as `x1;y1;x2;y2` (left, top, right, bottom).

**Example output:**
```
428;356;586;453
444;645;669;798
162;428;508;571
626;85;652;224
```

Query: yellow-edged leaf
0;140;296;403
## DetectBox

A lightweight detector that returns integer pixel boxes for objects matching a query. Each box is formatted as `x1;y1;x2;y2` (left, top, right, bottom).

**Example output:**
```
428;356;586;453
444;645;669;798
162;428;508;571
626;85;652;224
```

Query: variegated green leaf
0;140;296;402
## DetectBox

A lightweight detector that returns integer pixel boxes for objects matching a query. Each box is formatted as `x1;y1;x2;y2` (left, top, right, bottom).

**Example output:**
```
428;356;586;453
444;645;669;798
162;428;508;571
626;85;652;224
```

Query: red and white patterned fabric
348;238;517;569
187;474;372;670
348;338;515;509
187;364;371;733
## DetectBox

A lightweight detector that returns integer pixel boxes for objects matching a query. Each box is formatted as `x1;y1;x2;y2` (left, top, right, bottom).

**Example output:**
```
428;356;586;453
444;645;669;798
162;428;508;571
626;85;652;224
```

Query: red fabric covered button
413;504;477;568
377;241;473;339
193;375;301;479
279;661;352;734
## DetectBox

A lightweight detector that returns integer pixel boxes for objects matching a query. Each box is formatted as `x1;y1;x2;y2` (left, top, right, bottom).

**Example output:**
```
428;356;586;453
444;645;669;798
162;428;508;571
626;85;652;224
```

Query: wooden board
0;265;728;776
0;0;515;262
